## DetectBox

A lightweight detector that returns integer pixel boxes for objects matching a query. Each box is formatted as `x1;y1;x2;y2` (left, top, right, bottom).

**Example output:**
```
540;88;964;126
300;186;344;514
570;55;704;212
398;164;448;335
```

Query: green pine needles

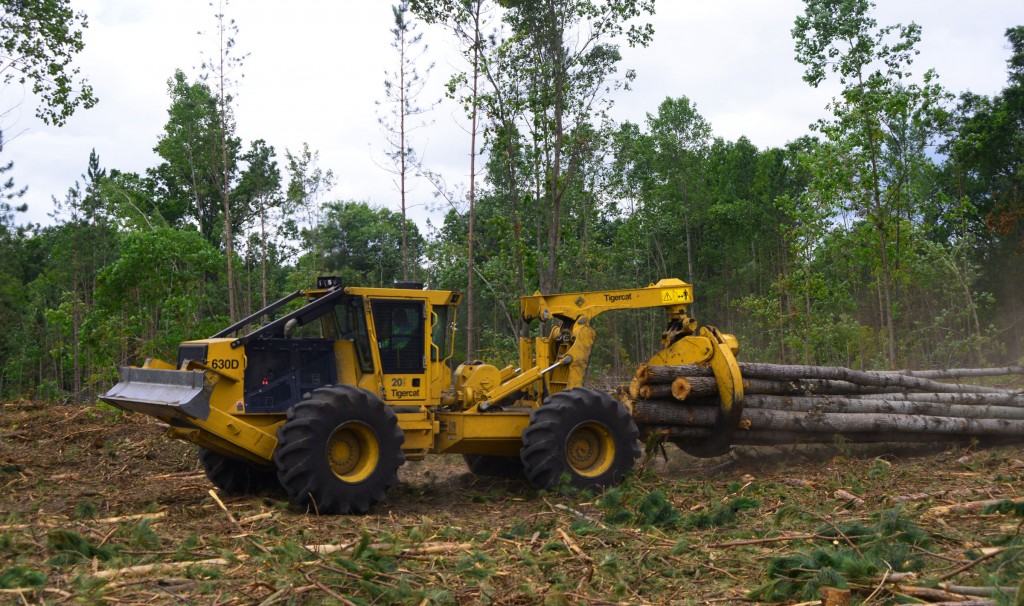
749;507;929;601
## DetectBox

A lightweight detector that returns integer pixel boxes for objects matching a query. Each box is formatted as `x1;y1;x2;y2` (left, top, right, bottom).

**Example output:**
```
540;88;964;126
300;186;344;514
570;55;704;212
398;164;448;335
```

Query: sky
3;1;1023;231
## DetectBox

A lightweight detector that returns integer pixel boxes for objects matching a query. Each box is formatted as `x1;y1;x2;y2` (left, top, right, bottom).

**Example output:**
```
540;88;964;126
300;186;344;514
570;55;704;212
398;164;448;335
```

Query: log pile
628;363;1024;452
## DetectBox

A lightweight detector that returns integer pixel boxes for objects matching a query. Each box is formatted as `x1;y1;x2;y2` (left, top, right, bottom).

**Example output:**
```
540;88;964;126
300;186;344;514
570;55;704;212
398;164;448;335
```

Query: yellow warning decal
662;288;691;303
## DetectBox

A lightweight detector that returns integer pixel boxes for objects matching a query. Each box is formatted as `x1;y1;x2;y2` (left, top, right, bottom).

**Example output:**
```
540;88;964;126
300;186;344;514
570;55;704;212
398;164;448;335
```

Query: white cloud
3;0;1022;228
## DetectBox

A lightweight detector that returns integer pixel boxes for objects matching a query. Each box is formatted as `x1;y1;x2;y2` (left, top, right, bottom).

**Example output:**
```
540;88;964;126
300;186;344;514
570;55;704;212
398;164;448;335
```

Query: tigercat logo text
391;389;421;398
603;293;633;303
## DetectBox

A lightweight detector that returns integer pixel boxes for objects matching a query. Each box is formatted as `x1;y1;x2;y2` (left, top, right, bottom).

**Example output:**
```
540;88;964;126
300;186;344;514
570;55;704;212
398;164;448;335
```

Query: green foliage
750;507;929;601
982;500;1024;517
683;497;760;530
316;200;425;287
46;529;119;567
72;501;97;520
0;565;46;589
0;0;97;125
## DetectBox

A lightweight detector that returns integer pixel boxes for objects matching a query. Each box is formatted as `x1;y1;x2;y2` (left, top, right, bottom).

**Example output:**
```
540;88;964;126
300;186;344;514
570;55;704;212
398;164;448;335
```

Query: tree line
0;0;1021;402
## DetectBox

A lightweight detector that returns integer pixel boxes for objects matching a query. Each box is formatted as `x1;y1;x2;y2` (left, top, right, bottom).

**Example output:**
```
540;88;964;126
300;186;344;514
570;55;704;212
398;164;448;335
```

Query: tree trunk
739;394;1024;420
736;362;1008;394
633;400;1024;436
848;391;1024;407
649;426;1023;448
465;8;480;360
899;367;1024;379
669;376;718;399
744;378;905;397
635;363;713;384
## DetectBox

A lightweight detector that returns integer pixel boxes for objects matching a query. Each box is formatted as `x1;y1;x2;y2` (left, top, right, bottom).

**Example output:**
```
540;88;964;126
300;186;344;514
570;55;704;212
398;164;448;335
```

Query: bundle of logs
628;363;1024;450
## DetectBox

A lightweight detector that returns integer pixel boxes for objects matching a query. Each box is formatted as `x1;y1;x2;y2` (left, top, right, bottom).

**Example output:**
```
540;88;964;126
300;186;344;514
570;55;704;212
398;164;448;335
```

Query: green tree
284;142;335;281
411;0;494;358
793;0;948;367
199;0;248;322
484;0;655;294
0;0;96;125
92;228;226;365
235;139;282;310
942;25;1024;362
318;201;423;287
153;69;239;247
379;2;436;281
646;96;711;314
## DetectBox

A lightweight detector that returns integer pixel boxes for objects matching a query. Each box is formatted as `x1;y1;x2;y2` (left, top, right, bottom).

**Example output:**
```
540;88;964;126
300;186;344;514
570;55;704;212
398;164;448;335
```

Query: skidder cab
102;277;743;514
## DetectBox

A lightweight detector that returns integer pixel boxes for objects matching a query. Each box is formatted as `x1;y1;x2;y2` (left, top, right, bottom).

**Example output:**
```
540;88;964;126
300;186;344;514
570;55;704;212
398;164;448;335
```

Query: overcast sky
3;1;1022;231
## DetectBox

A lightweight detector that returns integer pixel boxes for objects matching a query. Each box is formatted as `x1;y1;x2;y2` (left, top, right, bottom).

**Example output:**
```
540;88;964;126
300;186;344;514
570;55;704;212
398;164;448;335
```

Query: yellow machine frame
107;278;741;465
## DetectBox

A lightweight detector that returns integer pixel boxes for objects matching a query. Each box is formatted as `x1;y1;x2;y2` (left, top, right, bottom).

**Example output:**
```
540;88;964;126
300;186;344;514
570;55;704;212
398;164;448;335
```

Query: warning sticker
662;289;691;303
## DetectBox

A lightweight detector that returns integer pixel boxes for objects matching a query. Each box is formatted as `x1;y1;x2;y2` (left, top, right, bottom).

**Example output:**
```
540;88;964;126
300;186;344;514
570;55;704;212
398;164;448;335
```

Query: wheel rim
565;422;615;478
326;422;379;483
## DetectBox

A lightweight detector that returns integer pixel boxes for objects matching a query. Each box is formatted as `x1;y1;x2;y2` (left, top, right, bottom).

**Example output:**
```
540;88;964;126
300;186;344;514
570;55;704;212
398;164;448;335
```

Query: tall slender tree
284;143;335;280
235;140;282;310
380;2;436;281
200;0;248;322
411;0;494;357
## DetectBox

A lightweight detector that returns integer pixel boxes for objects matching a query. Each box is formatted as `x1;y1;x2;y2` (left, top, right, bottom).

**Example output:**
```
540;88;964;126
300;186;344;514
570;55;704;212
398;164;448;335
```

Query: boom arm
521;278;696;337
518;278;743;457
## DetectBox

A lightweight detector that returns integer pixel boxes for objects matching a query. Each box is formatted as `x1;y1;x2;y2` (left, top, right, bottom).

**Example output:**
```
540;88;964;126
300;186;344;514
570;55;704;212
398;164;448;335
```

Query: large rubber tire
462;454;525;478
273;386;405;514
520;388;640;491
199;448;282;495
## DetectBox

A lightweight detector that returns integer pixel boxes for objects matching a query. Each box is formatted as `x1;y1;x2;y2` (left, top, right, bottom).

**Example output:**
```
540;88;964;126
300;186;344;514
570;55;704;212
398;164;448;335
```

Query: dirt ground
1;399;1022;605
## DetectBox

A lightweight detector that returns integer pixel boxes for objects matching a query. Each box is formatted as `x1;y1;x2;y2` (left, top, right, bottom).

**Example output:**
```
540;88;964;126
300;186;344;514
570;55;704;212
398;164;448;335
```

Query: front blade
99;367;213;422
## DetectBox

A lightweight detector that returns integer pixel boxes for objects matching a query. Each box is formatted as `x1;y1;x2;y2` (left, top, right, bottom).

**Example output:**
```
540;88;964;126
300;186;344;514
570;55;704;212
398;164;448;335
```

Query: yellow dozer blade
100;367;213;422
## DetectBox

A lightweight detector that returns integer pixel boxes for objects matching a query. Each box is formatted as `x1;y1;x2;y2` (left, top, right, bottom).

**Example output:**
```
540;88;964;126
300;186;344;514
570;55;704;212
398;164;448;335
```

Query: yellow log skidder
101;277;742;514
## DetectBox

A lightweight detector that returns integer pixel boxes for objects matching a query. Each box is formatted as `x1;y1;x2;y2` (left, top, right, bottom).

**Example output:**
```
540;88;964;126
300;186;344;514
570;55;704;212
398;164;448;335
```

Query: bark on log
901;366;1024;379
639;383;673;400
742;394;1024;421
849;391;1024;407
736;362;1009;394
643;426;1024;447
639;364;713;384
744;378;905;396
632;399;1024;436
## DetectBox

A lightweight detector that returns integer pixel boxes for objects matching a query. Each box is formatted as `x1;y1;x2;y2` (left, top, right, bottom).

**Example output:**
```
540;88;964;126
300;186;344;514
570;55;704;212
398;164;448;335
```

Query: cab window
371;300;425;374
335;297;374;373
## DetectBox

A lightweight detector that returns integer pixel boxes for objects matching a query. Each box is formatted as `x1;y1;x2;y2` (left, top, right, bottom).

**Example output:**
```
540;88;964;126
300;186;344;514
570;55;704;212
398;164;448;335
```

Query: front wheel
274;386;405;514
199;448;282;495
520;388;640;491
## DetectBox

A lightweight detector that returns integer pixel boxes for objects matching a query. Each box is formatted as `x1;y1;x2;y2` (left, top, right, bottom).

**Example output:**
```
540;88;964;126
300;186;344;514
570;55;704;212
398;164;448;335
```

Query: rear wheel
462;454;524;478
520;388;640;490
274;386;405;514
199;448;282;495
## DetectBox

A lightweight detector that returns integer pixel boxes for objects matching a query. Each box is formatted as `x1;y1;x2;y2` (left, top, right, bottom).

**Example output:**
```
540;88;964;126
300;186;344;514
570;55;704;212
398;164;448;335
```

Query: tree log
742;394;1024;421
632;399;1024;436
639;383;673;400
638;364;713;384
643;426;1024;447
849;391;1024;407
745;378;905;396
736;362;1009;394
671;376;718;399
901;366;1024;379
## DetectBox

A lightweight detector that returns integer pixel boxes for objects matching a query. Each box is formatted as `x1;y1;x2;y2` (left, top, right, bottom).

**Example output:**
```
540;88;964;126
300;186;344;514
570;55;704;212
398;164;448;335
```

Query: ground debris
1;399;1022;604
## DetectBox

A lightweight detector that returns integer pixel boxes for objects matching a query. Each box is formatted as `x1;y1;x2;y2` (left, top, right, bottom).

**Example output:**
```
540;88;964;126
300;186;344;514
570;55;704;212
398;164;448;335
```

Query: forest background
0;0;1022;403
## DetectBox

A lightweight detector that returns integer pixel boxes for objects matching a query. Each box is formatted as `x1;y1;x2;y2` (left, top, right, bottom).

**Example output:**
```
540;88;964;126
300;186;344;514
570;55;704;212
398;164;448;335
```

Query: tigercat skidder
101;277;742;514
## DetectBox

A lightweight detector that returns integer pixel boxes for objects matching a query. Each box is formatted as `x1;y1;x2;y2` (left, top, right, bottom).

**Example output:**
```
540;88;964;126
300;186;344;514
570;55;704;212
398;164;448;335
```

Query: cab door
369;299;428;402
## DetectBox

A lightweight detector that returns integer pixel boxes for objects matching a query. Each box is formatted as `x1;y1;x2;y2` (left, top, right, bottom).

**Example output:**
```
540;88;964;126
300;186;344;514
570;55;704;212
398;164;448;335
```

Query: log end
671;377;692;401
